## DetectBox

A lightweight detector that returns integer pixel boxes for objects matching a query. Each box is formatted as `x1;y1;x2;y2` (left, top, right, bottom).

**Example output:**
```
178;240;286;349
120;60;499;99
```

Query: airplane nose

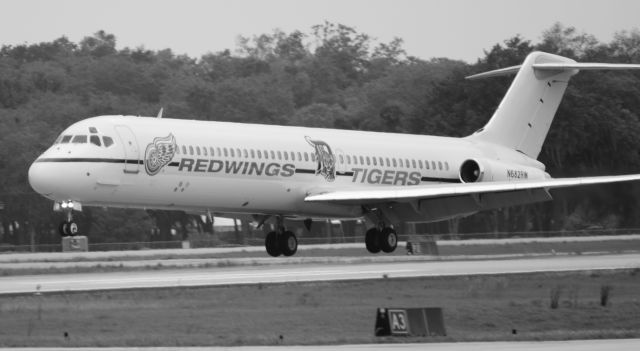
28;160;51;196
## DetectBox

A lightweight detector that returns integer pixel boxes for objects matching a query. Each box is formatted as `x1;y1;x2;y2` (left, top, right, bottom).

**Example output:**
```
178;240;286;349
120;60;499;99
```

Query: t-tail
467;51;640;159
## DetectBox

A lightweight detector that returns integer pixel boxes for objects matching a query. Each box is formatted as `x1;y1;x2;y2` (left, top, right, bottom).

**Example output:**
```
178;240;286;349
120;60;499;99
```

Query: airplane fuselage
28;115;544;221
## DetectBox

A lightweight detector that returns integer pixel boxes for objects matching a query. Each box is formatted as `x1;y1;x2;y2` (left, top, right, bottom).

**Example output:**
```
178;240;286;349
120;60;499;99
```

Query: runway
0;253;638;295
4;339;640;350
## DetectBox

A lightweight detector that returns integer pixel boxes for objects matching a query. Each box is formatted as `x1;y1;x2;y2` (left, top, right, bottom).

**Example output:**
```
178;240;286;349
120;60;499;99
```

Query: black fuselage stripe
35;158;461;183
421;176;460;183
36;158;143;164
294;169;315;174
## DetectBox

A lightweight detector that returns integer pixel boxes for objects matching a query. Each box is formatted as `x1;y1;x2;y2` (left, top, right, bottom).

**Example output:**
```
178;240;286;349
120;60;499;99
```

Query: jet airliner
28;52;640;257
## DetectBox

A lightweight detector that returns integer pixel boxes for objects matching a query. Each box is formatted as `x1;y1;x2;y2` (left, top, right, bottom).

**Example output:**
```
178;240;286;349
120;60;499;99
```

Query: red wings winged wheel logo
145;134;176;176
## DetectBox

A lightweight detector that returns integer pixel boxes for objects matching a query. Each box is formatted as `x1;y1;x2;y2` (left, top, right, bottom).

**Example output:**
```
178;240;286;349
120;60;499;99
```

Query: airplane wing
304;174;640;204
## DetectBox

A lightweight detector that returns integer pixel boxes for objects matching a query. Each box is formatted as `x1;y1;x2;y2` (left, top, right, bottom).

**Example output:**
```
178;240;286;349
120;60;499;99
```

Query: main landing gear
265;216;298;257
365;226;398;254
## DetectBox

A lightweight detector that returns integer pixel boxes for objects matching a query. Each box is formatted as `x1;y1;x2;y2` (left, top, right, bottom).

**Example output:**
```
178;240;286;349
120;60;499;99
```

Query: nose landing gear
58;220;79;237
56;200;81;237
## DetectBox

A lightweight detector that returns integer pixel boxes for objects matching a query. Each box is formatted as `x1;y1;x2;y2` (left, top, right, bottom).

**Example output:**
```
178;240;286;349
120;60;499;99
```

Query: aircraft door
114;125;140;174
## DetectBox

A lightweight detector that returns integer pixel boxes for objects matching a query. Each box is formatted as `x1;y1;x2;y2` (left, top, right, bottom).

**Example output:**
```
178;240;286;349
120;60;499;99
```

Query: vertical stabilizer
468;52;578;159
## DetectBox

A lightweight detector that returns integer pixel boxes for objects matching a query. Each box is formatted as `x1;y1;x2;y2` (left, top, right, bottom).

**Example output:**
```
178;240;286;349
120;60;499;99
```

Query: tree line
2;22;640;247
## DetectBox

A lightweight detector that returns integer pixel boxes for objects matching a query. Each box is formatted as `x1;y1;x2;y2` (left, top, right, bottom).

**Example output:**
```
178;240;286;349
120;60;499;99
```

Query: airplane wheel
68;221;79;236
379;227;398;253
279;230;298;257
265;231;281;257
58;222;69;237
365;228;381;253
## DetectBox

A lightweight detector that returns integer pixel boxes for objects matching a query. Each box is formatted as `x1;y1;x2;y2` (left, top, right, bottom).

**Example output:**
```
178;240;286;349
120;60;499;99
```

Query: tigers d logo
145;134;176;176
305;136;335;182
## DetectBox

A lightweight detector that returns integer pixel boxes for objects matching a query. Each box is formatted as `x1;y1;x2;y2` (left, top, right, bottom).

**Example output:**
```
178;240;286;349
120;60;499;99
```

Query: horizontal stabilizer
305;174;640;204
466;61;640;80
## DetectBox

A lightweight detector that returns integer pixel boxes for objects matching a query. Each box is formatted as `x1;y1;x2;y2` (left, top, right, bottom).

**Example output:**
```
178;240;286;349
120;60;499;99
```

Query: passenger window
379;157;384;167
196;147;201;156
270;150;275;159
359;156;364;165
398;159;403;167
412;160;417;168
432;161;436;170
217;147;222;156
445;162;449;171
210;147;215;156
224;148;228;157
175;145;180;155
277;151;283;160
182;146;187;155
243;149;248;158
339;155;344;164
392;159;397;167
103;136;114;147
72;135;87;143
251;150;256;158
89;127;98;134
419;160;423;169
236;148;241;158
297;152;302;161
203;147;207;156
311;154;316;162
366;156;371;166
257;150;262;159
405;159;410;168
386;158;391;167
372;157;377;166
304;152;309;162
230;149;235;157
438;161;443;170
189;146;194;155
425;160;430;170
347;155;351;164
283;152;288;161
89;135;101;146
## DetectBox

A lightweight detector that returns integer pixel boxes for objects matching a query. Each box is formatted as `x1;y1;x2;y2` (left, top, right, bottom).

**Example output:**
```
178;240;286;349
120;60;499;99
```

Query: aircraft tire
379;227;398;253
365;228;381;253
58;222;71;237
265;231;281;257
68;221;79;236
280;230;298;257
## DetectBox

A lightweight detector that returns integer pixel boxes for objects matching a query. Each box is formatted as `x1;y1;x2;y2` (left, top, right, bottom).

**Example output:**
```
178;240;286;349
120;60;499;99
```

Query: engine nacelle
459;158;546;183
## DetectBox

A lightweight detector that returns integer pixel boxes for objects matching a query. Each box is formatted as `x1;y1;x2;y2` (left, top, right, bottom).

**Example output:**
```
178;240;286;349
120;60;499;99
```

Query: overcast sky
1;0;639;62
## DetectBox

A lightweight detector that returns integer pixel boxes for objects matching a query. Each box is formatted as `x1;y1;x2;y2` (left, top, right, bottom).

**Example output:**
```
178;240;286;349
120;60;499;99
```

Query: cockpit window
71;135;87;143
90;135;101;146
103;136;114;147
89;127;98;134
61;135;72;143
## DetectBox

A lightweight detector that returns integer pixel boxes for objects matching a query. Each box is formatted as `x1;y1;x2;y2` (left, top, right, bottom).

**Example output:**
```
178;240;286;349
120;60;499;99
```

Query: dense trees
2;23;640;247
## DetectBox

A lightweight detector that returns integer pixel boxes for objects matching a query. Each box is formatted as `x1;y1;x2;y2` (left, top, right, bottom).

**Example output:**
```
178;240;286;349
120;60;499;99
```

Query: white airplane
28;52;640;257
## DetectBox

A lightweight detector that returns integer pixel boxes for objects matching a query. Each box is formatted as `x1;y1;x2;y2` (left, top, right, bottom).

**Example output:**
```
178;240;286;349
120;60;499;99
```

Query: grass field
0;269;639;347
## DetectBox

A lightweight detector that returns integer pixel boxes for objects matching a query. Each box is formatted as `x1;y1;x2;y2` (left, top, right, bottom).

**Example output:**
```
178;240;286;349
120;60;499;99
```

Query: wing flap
305;174;640;203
